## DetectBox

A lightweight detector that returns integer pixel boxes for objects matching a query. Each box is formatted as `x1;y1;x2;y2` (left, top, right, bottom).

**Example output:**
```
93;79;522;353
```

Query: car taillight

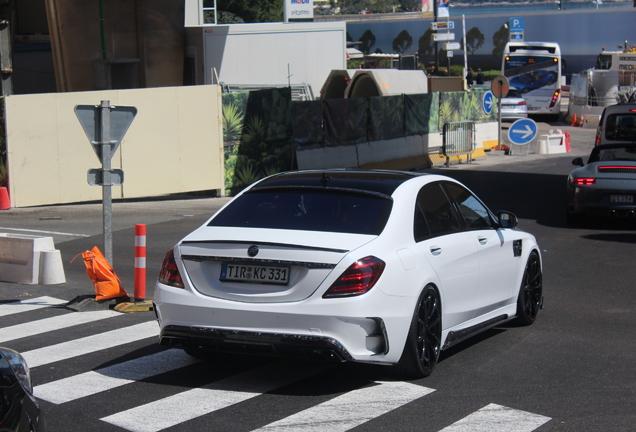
323;256;385;298
572;178;596;186
549;89;560;108
158;249;184;288
518;100;527;106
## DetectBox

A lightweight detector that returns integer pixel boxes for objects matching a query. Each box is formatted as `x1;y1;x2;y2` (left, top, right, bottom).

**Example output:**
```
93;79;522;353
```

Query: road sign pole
498;80;503;152
99;100;113;265
76;101;136;267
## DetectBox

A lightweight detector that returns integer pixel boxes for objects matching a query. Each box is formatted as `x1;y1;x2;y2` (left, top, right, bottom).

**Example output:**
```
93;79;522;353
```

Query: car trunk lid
177;226;375;303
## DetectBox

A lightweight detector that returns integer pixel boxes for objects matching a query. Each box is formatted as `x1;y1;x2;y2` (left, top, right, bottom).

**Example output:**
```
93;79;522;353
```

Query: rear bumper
567;186;636;217
159;324;356;362
154;282;412;364
567;200;636;217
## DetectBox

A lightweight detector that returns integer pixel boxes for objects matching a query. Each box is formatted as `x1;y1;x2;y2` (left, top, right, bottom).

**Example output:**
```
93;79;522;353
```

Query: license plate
610;195;633;203
220;263;290;285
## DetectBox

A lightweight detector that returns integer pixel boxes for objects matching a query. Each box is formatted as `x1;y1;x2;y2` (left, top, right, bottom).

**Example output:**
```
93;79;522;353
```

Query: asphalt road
1;120;634;431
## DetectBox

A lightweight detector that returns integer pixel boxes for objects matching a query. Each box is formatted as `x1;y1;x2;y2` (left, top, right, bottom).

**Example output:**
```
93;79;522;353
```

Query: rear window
208;189;393;235
506;88;522;98
589;146;636;163
605;113;636;141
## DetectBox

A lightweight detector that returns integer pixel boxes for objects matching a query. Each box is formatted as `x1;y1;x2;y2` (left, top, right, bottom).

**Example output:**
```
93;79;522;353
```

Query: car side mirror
497;211;518;229
572;157;584;167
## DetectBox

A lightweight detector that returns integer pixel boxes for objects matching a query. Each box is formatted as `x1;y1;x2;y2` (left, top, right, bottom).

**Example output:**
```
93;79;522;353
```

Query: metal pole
100;100;113;264
434;0;438;73
462;15;468;80
496;78;503;154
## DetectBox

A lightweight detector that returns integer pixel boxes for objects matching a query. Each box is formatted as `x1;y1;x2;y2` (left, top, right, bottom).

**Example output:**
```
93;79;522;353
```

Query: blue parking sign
509;17;524;31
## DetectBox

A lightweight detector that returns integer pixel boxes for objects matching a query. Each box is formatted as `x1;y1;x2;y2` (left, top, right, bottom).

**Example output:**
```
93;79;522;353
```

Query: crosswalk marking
439;403;551;431
0;310;122;343
100;360;332;432
22;320;158;368
254;381;435;432
0;296;67;317
0;300;553;432
34;348;199;404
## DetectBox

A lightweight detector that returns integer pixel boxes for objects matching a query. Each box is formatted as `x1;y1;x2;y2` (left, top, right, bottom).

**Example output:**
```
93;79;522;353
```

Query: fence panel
442;121;476;167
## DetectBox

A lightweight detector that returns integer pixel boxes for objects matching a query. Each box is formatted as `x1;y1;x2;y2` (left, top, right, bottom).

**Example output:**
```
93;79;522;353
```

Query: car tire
516;251;543;326
395;285;442;379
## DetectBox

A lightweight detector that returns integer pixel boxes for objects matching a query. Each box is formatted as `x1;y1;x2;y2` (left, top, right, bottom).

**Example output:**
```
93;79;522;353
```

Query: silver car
501;87;528;121
566;144;636;224
594;103;636;146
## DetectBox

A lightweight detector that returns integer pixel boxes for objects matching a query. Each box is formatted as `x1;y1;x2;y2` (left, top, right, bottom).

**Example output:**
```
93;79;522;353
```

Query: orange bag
77;246;129;301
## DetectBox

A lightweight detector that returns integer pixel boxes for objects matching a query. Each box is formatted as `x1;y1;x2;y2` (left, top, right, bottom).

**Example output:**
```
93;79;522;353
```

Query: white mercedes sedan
154;170;543;378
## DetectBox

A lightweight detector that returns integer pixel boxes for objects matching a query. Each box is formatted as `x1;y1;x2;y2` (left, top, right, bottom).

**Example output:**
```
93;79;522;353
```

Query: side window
444;182;493;229
415;183;461;240
414;203;430;242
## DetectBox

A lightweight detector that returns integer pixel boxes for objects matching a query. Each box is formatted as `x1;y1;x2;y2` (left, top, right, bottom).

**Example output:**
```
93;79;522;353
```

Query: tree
217;0;283;23
417;29;434;65
392;30;413;54
492;23;510;63
359;29;376;54
398;0;420;11
463;27;484;64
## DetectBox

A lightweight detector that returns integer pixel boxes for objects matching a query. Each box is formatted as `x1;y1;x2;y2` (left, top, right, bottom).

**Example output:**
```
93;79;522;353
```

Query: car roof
602;103;636;114
251;170;424;196
594;143;636;151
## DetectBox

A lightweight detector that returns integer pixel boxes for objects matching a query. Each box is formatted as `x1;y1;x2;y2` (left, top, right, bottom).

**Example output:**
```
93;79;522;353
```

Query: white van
595;103;636;146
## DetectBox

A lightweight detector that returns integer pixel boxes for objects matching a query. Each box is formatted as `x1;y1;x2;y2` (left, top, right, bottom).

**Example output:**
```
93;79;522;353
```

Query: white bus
502;42;563;117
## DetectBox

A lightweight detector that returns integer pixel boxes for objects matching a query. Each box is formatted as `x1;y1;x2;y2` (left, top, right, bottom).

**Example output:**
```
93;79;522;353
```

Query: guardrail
442;121;475;167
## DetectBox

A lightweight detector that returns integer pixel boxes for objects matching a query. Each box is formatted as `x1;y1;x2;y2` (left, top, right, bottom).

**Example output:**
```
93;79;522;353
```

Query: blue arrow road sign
508;118;538;145
482;91;494;115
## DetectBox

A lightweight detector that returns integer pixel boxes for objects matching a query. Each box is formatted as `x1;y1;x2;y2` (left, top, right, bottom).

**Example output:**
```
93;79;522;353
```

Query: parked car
566;144;636;224
154;170;543;379
594;103;636;146
0;347;46;431
500;87;528;121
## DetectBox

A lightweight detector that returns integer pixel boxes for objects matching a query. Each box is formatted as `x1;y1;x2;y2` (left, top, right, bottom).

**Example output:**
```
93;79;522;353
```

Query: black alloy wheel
396;286;442;379
516;251;543;326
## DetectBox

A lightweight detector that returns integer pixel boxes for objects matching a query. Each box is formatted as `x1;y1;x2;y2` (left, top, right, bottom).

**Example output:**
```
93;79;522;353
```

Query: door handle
478;237;488;245
430;246;442;256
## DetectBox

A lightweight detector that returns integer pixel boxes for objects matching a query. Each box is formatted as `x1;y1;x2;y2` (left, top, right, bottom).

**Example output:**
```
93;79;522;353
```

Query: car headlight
0;347;33;394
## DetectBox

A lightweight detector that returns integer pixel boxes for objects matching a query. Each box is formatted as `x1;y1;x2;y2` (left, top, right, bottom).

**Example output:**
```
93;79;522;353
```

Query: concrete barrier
0;233;66;284
538;133;568;154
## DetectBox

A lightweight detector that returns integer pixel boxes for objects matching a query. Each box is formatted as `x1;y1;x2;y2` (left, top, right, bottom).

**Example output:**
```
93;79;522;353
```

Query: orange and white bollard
134;224;146;301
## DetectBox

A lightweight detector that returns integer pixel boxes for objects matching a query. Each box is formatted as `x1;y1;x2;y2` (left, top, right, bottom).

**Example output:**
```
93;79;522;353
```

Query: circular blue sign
507;118;538;145
482;91;494;115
